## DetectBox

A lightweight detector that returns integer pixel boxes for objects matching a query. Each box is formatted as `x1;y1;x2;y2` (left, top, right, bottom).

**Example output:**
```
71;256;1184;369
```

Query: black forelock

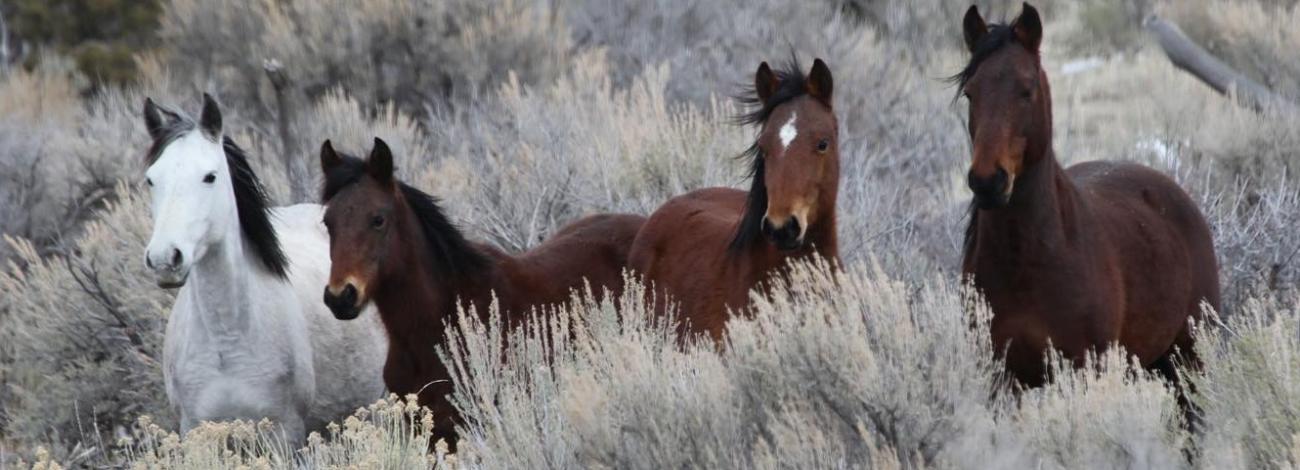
736;56;809;127
320;150;369;203
728;57;808;255
948;22;1017;100
320;150;490;280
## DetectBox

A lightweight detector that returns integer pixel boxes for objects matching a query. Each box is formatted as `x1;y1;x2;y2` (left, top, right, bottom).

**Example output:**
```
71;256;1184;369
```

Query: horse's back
1067;160;1216;279
629;187;747;267
270;203;388;431
628;187;752;339
514;212;647;302
629;187;746;281
1068;160;1220;350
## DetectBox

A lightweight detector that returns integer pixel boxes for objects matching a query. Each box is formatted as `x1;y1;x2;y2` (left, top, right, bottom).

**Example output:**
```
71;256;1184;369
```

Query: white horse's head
141;94;287;288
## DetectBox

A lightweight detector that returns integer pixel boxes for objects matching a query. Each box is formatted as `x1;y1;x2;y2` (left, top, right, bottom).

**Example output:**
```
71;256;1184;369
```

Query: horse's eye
370;215;385;229
203;172;217;184
816;139;831;153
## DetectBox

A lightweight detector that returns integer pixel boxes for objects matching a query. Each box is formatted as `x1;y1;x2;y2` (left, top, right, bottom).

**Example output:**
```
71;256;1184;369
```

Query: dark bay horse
318;138;645;446
956;3;1220;388
629;59;841;342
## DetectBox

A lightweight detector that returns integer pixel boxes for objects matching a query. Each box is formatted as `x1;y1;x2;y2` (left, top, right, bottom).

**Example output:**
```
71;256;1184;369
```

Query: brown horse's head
956;3;1051;209
318;138;487;320
318;139;400;319
731;58;839;252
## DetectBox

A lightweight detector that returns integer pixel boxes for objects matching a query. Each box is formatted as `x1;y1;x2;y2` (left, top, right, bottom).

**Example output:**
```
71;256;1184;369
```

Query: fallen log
1145;14;1295;113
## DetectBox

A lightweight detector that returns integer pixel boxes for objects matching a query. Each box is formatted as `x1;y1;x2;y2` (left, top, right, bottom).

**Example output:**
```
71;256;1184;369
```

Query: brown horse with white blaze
629;58;841;342
318;138;645;447
956;3;1220;388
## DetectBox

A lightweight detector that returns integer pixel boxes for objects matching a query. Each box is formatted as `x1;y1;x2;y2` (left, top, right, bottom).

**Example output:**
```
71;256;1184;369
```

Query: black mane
224;138;289;278
144;114;288;278
948;22;1016;100
728;58;809;254
321;153;490;279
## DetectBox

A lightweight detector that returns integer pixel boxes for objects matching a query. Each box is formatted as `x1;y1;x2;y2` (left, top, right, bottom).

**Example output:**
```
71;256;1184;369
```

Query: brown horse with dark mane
318;138;645;446
956;3;1220;389
629;59;841;342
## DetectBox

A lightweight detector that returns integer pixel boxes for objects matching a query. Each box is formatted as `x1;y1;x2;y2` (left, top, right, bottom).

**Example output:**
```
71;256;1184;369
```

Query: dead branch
264;59;312;203
1145;15;1295;114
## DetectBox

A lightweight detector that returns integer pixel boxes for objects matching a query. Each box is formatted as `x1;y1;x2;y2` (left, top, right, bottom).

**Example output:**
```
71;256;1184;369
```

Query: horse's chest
169;342;299;414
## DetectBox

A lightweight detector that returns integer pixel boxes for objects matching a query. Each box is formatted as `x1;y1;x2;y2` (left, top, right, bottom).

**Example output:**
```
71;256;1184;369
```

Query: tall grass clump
443;258;1007;467
1192;296;1300;468
0;185;172;462
119;395;454;469
159;0;570;114
421;52;750;251
1010;350;1188;469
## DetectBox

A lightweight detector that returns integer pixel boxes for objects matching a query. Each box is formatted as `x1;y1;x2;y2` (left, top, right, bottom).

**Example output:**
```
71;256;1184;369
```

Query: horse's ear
963;5;988;53
806;58;833;107
754;61;780;104
1013;2;1043;54
367;137;395;184
143;98;167;140
320;140;342;175
199;93;223;141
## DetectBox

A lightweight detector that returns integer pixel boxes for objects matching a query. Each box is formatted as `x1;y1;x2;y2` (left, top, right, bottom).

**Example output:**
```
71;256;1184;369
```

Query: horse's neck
372;238;497;360
974;152;1083;260
807;197;839;260
185;229;259;339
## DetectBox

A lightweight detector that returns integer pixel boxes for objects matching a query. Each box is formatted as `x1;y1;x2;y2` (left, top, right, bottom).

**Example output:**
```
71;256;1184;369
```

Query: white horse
141;94;387;444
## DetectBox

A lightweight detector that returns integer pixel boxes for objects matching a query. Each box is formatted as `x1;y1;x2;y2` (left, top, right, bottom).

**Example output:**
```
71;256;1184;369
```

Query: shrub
118;395;454;469
441;259;1001;468
0;185;172;462
158;0;570;116
1011;350;1188;469
1192;296;1300;468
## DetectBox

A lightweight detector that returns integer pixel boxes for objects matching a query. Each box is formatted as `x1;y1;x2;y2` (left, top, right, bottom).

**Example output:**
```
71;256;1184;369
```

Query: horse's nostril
171;248;183;267
968;169;1008;196
761;216;775;235
341;284;358;305
145;255;154;270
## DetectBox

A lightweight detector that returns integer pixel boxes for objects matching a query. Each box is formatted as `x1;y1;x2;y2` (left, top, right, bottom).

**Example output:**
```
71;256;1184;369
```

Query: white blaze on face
778;111;798;153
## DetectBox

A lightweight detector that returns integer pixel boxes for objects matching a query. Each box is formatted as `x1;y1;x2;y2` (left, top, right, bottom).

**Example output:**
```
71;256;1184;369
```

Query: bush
1192;296;1300;468
158;0;570;116
116;395;454;469
441;259;993;468
0;185;172;462
441;258;1207;468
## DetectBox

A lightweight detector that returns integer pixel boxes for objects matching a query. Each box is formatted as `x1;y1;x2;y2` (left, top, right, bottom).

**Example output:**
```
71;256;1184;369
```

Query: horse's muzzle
762;216;804;251
323;284;362;320
969;167;1011;209
155;272;189;289
146;246;189;288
